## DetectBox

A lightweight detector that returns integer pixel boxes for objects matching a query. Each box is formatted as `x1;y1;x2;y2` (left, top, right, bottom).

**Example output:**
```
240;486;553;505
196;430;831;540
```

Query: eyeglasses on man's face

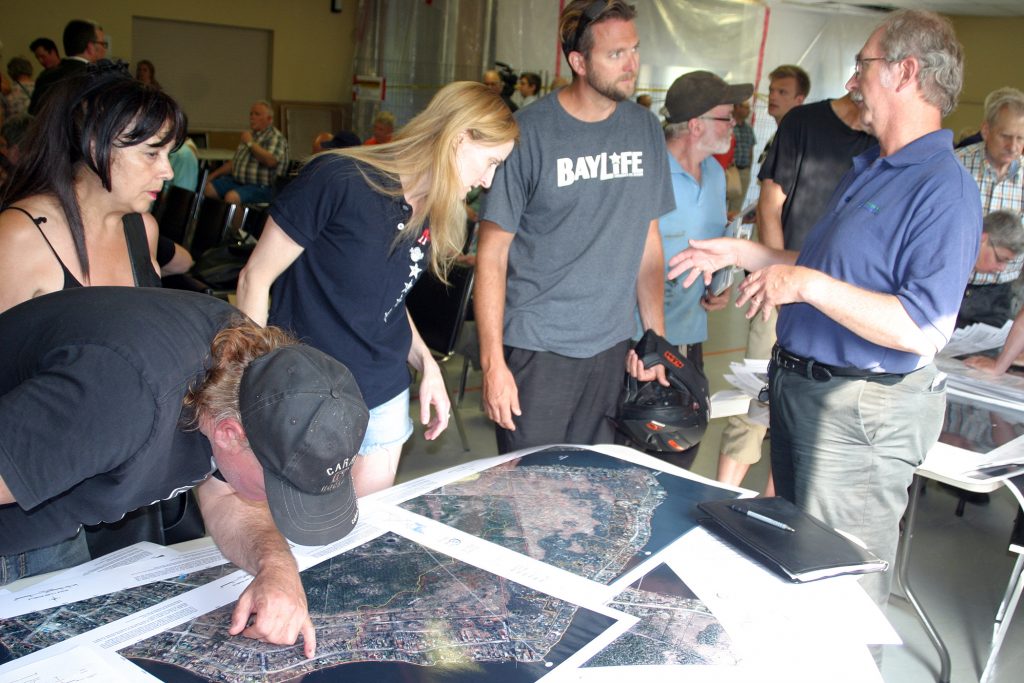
853;56;888;77
992;242;1016;266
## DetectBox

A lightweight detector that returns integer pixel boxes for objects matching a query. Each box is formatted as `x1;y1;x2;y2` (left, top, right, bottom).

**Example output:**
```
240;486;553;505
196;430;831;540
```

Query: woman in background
237;81;517;496
135;59;161;90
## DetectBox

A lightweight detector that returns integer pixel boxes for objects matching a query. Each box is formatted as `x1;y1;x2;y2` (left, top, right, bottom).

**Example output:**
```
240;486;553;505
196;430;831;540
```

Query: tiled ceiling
783;0;1024;16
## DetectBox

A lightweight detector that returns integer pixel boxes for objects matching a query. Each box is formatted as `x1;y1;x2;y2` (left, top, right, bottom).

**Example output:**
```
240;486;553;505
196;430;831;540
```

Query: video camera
494;61;518;99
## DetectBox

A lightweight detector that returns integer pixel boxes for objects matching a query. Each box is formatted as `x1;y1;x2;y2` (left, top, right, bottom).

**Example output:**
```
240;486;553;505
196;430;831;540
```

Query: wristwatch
246;140;254;149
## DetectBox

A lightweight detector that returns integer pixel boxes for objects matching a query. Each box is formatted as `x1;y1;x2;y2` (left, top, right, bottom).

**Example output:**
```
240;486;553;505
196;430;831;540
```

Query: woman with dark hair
0;61;186;311
135;59;161;90
237;81;518;496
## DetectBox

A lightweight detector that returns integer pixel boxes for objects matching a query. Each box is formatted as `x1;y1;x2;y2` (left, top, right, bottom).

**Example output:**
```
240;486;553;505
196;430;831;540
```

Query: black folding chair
153;168;207;249
188;197;236;260
406;264;475;451
154;186;198;245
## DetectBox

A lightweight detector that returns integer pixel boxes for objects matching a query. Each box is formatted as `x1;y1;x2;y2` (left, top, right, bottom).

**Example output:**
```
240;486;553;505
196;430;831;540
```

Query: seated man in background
959;209;1024;329
313;129;361;153
0;287;369;656
363;110;395;145
205;100;288;205
955;87;1024;328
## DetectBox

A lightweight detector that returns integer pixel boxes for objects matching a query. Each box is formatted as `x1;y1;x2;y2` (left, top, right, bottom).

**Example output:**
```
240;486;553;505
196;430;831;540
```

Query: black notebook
697;497;889;583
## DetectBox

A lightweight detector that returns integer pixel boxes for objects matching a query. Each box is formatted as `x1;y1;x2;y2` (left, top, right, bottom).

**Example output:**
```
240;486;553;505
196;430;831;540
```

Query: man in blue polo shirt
667;9;980;611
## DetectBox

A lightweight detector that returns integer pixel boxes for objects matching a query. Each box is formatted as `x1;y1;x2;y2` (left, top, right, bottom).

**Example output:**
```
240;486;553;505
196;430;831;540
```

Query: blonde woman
236;81;518;495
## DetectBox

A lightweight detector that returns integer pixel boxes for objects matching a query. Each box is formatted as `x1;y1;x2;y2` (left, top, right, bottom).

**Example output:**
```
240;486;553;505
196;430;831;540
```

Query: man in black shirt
0;287;368;657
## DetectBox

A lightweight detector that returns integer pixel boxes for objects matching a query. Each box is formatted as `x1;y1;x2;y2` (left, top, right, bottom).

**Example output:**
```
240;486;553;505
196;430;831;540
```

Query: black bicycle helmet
615;330;710;452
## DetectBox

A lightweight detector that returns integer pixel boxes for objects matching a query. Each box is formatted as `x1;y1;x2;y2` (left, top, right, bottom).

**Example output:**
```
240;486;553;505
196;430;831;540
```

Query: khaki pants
725;165;743;215
718;307;777;464
737;167;752;210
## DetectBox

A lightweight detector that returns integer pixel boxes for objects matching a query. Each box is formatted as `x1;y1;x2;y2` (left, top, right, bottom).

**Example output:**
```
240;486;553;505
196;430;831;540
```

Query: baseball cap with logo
239;345;369;547
662;70;753;124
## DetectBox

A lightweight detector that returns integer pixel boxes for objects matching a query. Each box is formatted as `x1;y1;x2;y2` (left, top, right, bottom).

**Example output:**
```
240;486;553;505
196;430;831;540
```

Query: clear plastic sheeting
495;0;764;111
744;2;882;208
351;0;496;138
349;0;884;154
762;2;882;104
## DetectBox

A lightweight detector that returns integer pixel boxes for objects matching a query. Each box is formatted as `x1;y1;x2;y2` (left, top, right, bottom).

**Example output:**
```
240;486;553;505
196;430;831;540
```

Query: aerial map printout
0;445;750;682
400;446;739;583
584;562;739;668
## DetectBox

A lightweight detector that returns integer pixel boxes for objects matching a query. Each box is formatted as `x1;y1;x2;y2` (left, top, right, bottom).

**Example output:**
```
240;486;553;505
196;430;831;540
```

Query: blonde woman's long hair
338;81;518;278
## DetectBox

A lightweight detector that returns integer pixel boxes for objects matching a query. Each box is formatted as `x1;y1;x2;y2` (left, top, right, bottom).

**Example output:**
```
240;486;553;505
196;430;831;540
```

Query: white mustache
850;91;864;104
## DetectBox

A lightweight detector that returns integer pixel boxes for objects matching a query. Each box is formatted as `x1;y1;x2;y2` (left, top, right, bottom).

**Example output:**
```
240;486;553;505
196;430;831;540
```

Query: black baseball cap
239;345;369;547
662;70;753;124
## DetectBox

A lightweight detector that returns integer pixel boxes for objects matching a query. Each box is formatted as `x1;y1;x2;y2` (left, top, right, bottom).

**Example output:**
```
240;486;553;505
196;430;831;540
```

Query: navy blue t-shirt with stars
268;154;431;408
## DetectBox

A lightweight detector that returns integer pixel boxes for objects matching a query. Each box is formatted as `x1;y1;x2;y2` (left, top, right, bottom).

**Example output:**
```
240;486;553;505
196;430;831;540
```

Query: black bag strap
123;213;162;287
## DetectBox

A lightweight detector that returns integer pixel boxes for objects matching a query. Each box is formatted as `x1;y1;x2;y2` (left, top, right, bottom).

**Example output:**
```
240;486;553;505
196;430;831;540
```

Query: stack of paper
939;320;1012;358
936;356;1024;407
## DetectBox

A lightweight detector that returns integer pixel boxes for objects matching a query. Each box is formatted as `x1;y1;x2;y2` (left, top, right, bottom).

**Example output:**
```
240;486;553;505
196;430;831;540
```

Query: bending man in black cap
0;287;369;657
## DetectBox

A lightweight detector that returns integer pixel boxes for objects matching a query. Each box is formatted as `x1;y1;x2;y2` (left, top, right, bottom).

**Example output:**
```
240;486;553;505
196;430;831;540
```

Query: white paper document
939;320;1011;358
723;359;770;400
936;355;1024;408
0;542;228;618
0;645;159;683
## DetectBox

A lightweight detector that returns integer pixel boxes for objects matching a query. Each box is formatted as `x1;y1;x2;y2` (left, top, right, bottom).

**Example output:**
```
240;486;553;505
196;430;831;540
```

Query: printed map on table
0;564;239;664
118;531;616;682
399;446;739;584
584;562;739;668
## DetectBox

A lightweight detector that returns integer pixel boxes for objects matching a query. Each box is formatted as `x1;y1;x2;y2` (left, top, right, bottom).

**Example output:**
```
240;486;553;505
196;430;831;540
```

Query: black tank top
4;207;160;289
6;206;83;289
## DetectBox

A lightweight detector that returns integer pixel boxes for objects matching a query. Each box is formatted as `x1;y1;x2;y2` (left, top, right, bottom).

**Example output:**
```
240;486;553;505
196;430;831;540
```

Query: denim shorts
359;389;413;456
210;176;274;204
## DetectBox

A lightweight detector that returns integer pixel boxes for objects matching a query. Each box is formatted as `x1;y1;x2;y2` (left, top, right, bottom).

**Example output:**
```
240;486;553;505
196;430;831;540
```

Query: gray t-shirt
482;92;675;358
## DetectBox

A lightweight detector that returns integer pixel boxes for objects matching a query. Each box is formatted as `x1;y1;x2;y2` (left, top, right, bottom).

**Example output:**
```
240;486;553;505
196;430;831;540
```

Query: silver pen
730;504;796;533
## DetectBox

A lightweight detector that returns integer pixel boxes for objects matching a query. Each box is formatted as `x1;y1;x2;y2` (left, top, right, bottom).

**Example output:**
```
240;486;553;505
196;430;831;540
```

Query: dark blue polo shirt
776;129;981;373
268;154;431;408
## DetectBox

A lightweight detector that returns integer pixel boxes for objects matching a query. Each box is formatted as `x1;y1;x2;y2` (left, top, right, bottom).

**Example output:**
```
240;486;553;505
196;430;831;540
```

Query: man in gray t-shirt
477;0;675;454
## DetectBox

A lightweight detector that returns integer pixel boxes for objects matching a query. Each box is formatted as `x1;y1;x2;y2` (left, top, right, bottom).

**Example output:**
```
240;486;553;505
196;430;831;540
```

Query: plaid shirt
231;125;289;187
734;122;756;169
955;142;1024;284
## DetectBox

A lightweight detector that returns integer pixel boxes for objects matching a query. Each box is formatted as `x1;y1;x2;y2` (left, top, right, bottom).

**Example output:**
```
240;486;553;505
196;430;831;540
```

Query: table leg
895;474;951;683
980;553;1024;683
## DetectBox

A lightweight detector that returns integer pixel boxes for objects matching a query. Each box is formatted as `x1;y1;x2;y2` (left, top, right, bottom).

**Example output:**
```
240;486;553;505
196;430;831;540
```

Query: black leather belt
771;345;906;382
